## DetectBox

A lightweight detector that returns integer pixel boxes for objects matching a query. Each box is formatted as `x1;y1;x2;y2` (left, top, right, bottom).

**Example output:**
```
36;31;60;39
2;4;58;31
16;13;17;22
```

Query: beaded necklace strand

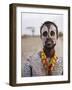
40;50;58;75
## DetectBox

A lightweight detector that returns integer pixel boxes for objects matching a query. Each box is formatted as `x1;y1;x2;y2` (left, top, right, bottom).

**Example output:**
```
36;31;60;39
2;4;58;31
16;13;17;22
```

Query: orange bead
42;60;46;64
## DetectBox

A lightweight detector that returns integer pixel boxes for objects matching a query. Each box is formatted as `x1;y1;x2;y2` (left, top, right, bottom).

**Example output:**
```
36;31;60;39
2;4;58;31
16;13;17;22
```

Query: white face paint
41;24;57;48
41;25;48;46
48;24;57;44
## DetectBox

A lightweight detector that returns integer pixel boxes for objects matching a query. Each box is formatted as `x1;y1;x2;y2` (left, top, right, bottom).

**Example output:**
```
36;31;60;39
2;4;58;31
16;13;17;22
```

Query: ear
40;34;42;39
56;33;58;39
57;36;58;39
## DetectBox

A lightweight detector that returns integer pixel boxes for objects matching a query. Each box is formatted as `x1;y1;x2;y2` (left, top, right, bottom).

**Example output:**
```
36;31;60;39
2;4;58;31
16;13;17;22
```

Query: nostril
46;38;51;41
46;38;53;43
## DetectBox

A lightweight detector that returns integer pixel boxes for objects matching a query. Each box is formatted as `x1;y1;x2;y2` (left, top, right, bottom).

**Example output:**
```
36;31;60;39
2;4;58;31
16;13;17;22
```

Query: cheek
51;36;57;43
41;36;47;45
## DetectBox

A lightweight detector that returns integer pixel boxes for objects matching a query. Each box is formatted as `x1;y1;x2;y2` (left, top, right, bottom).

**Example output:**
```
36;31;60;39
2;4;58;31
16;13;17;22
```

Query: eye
43;31;48;37
50;31;55;36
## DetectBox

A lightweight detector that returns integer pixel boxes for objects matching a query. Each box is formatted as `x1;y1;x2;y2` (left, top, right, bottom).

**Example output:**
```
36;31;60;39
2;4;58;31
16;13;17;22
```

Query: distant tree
32;27;35;36
26;27;35;36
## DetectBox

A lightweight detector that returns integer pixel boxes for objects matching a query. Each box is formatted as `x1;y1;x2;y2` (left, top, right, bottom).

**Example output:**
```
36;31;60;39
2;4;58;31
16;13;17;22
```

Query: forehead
49;24;56;31
41;24;56;33
41;25;48;33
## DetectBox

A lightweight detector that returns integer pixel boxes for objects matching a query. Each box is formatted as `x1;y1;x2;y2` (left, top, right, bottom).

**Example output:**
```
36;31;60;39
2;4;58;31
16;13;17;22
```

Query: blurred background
21;12;63;76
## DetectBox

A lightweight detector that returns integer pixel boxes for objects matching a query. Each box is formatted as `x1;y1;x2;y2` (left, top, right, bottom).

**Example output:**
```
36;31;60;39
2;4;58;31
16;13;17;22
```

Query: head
40;21;58;50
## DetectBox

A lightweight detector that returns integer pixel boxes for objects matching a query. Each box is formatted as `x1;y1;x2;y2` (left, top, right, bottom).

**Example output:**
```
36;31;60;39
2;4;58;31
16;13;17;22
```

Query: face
40;24;58;49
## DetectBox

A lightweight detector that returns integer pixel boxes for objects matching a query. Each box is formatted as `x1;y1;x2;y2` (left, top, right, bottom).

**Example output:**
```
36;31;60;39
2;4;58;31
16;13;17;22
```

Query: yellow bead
52;59;56;64
41;56;45;59
41;52;44;56
44;55;46;58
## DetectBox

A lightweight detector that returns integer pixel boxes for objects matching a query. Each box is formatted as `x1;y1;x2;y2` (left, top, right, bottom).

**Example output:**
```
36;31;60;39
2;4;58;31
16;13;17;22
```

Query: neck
43;48;55;58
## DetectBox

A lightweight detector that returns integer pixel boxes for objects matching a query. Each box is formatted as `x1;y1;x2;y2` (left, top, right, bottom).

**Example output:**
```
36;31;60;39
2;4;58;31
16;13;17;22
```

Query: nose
46;38;51;41
46;33;50;39
45;38;53;44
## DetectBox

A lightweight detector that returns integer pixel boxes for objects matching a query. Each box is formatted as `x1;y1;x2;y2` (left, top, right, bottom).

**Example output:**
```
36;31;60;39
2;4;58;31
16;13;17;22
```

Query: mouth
46;41;52;46
46;43;52;48
45;39;54;48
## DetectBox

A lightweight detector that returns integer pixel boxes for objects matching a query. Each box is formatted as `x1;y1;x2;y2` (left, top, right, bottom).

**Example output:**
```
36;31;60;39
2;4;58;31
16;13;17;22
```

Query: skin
40;24;58;58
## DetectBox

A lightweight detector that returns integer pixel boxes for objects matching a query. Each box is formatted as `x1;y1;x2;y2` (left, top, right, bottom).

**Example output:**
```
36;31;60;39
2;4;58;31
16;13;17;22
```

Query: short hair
40;21;58;38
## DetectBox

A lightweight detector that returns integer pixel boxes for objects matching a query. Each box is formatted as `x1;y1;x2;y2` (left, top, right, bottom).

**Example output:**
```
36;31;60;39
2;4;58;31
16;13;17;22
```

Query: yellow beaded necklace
40;50;58;75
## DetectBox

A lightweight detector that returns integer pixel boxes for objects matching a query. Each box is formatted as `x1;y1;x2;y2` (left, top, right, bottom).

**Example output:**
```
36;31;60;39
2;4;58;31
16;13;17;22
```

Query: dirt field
21;36;63;76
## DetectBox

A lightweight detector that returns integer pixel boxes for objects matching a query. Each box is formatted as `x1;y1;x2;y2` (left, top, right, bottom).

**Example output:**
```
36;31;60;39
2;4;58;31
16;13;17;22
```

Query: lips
45;38;53;46
46;41;52;46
